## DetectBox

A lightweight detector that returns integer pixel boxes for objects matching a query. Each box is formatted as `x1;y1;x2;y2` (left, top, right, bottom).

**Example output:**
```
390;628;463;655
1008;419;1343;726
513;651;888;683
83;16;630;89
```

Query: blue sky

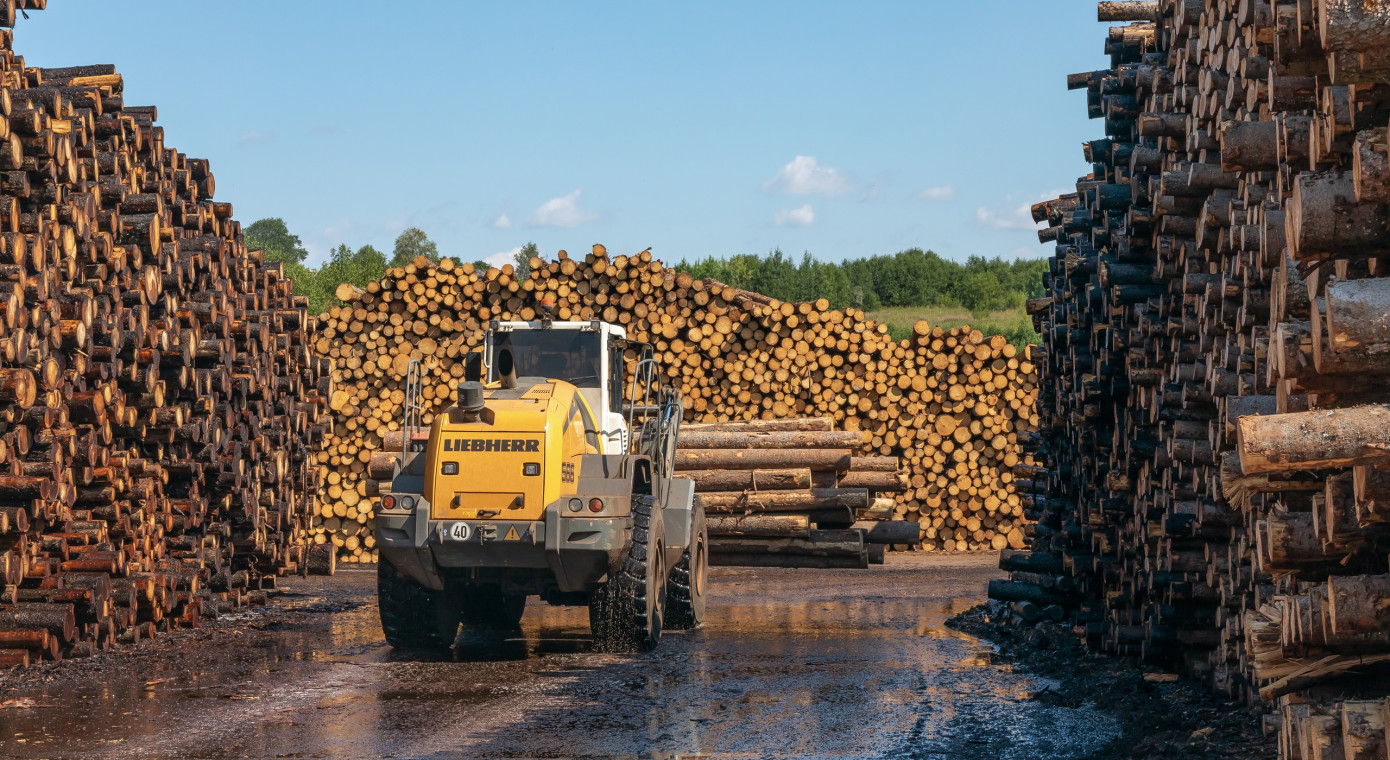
19;2;1101;267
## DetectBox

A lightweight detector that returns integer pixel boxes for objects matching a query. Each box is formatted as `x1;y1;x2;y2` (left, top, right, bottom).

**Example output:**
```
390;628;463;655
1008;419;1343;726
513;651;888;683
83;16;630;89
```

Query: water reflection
0;561;1120;759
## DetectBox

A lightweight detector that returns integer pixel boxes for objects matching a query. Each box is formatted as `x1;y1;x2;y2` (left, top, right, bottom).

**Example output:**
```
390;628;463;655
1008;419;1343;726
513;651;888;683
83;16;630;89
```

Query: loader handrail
624;353;658;455
402;359;424;461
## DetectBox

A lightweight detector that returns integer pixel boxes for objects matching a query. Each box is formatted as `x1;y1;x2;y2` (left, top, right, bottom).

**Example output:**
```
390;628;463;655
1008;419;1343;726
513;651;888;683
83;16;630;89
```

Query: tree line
677;249;1046;345
676;248;1047;314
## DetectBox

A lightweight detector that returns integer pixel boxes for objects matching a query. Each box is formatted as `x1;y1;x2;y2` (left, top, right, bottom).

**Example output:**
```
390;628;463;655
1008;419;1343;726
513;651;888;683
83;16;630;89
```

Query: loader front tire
377;560;461;649
590;495;666;652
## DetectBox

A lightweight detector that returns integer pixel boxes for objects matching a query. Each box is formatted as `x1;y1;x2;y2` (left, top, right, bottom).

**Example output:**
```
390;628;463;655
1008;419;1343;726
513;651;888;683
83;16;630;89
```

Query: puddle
0;557;1121;759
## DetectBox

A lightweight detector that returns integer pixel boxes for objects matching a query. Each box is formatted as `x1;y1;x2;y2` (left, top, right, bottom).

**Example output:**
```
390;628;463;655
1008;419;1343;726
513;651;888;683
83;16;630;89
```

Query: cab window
608;342;625;413
567;397;602;453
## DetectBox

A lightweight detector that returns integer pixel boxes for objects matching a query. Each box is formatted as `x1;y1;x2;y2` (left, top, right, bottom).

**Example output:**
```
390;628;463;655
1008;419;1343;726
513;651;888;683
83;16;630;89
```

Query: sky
16;2;1103;268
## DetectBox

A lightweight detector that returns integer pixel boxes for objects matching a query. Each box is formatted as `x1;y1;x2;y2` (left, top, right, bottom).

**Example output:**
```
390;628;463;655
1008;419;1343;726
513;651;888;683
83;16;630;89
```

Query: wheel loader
374;317;708;652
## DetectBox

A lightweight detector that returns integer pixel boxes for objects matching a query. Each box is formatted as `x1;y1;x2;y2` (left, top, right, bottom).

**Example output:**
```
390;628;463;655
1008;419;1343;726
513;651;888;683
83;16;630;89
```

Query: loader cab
486;320;631;452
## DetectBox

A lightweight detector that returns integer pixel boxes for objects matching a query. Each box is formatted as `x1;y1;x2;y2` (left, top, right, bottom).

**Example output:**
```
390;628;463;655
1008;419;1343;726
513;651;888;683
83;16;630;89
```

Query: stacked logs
311;246;1042;562
1006;0;1390;755
0;5;322;668
675;417;914;568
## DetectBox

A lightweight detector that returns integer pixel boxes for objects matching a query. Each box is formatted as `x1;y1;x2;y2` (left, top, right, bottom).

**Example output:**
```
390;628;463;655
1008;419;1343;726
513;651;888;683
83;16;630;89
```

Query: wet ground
0;554;1127;759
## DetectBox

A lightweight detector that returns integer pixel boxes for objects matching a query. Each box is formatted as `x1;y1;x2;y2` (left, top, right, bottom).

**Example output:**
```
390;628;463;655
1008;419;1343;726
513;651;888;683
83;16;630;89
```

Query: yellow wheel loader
374;318;708;652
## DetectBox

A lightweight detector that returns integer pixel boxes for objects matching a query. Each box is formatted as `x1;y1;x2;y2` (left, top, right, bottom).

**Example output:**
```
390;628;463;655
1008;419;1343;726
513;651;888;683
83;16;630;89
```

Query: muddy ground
949;605;1274;760
0;553;1266;759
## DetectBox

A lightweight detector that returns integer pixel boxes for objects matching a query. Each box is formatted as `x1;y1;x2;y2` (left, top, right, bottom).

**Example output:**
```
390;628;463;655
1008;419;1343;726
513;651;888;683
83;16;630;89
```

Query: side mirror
464;352;484;383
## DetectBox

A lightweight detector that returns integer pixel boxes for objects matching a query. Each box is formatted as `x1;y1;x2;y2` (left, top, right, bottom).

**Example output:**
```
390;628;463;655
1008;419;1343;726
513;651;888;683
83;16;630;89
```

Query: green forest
246;218;1044;345
675;249;1045;344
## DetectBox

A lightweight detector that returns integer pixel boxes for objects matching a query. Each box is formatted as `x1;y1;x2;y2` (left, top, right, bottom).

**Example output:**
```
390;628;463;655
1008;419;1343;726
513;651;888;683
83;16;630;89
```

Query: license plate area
440;522;473;542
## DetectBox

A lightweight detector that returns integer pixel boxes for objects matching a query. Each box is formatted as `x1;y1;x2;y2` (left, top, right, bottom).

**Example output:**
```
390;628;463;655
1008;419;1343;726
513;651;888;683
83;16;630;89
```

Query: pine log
1325;278;1390;356
707;514;809;538
684;468;812;491
675;430;864;450
307;543;336;576
710;529;866;558
1238;405;1390;474
1327;574;1390;635
0;603;74;643
850;519;921;545
999;548;1065;574
825;470;908;491
987;579;1067;606
1339;700;1386;760
1353;465;1390;525
847;457;902;472
699;488;869;512
674;449;852;472
1097;1;1159;22
1353;128;1390;204
682;418;834;433
1288;171;1390;260
1220;120;1279;172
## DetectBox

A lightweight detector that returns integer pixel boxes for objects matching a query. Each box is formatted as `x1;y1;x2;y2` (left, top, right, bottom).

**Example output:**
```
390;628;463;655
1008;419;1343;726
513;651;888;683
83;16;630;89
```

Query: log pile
0;5;322;668
676;417;906;568
313;245;1042;562
1007;0;1390;755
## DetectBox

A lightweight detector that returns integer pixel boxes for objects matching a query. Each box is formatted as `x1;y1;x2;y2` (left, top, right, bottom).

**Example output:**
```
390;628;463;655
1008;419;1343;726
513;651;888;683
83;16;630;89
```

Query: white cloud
485;246;523;269
491;213;512;230
975;190;1069;230
918;186;956;202
975;204;1037;230
774;204;815;227
527;190;597;228
762;156;853;197
321;218;354;242
239;129;275;146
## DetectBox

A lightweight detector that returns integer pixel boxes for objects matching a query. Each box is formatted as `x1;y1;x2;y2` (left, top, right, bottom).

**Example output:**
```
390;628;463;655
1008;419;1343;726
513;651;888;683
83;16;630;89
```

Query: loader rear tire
666;499;707;630
377;560;461;649
589;495;666;652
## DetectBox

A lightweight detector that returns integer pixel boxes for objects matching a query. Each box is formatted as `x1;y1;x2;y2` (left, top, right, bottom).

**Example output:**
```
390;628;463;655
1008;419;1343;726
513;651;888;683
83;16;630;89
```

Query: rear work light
523;463;540;476
400;495;416;510
442;462;459;475
568;498;584;512
588;498;603;513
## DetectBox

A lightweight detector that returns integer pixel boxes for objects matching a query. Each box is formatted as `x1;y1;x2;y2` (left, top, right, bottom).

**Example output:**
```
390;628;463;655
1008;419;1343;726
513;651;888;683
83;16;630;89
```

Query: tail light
382;495;396;509
588;498;604;513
